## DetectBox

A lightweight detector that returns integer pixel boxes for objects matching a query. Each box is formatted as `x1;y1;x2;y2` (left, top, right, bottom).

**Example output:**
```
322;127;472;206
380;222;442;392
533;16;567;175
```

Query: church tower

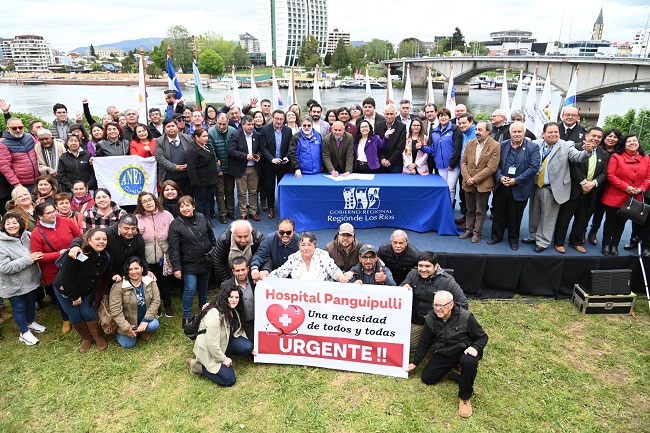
592;7;604;40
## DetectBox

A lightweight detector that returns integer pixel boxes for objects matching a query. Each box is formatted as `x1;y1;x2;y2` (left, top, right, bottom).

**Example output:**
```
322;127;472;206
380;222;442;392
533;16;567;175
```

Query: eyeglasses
141;198;155;204
360;255;376;261
278;230;293;236
433;301;452;309
301;124;312;128
10;126;24;131
563;113;579;118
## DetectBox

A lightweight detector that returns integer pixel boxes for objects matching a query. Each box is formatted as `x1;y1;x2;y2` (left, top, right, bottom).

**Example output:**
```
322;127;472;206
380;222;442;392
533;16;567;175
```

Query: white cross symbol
279;314;292;327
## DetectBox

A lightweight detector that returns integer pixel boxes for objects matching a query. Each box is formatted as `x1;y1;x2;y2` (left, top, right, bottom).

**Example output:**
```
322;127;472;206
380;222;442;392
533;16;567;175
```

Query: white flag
93;156;158;206
562;69;578;117
426;68;434;105
386;68;394;106
232;66;242;109
534;69;553;137
445;69;456;118
287;67;297;108
365;65;372;98
499;68;510;120
403;64;412;106
523;69;537;133
312;65;321;105
250;65;260;103
271;67;284;111
510;70;524;115
137;55;147;117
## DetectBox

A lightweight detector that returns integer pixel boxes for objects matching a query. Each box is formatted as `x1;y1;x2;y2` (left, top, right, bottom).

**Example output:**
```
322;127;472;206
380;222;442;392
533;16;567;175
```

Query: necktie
586;153;596;182
537;143;551;187
429;123;434;137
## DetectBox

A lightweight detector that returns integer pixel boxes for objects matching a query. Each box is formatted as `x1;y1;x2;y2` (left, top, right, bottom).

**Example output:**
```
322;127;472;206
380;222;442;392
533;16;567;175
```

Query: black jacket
213;226;264;282
375;120;407;166
168;213;216;275
560;123;587;144
57;150;97;191
185;142;219;188
53;249;111;300
401;267;468;325
378;242;420;285
413;305;488;363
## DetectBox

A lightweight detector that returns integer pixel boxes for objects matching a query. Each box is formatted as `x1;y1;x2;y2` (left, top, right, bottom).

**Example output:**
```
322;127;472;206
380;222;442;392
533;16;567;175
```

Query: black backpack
184;312;207;340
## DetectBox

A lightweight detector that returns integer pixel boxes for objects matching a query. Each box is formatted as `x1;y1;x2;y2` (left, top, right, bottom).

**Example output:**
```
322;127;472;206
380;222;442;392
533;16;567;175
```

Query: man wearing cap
349;245;396;286
173;113;190;135
325;223;363;276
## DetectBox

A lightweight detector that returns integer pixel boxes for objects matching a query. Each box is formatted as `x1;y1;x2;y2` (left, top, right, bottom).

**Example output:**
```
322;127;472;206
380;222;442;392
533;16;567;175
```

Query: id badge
508;166;516;175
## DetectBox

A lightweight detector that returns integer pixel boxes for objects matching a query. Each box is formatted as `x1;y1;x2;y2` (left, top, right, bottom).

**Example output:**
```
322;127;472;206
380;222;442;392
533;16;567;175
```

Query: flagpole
141;45;147;115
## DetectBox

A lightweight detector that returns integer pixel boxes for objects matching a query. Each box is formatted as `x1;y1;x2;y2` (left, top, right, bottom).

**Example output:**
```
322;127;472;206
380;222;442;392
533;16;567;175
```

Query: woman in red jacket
129;123;156;157
600;134;650;256
30;202;82;333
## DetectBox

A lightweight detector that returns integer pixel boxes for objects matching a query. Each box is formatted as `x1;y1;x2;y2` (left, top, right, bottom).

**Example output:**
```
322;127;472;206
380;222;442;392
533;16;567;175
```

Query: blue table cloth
278;174;458;235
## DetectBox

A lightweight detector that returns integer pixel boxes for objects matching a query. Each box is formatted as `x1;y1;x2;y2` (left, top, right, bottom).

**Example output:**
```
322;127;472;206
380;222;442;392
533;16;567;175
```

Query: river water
0;82;647;126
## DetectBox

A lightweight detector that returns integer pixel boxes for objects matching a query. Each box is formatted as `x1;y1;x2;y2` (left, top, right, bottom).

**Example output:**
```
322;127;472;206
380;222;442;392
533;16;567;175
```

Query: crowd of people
1;90;644;418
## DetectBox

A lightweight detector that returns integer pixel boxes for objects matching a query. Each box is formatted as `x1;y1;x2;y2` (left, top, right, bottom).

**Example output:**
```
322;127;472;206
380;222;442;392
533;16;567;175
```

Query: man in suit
155;118;193;196
322;121;354;177
553;127;608;253
376;104;407;173
523;122;595;253
488;122;541;250
358;97;385;132
228;115;261;221
259;110;293;219
559;106;587;144
458;121;501;243
398;99;418;129
220;256;256;344
309;103;329;138
422;103;438;174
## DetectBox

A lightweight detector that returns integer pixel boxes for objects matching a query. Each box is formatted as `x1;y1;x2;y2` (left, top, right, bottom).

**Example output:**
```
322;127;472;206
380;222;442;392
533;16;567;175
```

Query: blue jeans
52;286;97;325
115;318;160;349
194;185;215;219
182;271;210;319
7;290;37;333
201;336;253;386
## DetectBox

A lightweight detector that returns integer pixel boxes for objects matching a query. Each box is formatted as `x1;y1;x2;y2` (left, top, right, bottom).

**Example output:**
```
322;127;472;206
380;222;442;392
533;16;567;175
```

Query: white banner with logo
93;156;157;206
254;278;412;378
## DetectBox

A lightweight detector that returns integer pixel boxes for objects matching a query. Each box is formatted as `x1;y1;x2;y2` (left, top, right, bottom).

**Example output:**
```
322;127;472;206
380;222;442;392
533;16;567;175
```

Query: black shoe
182;318;189;329
226;212;236;221
522;237;536;244
602;245;610;256
164;306;174;318
510;242;519;251
487;238;499;245
624;236;640;250
610;246;619;256
219;216;227;224
210;210;217;219
534;245;546;253
588;231;598;246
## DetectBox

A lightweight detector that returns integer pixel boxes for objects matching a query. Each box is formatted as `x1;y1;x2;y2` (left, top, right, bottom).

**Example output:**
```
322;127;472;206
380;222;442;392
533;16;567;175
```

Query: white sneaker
28;322;46;333
19;330;39;345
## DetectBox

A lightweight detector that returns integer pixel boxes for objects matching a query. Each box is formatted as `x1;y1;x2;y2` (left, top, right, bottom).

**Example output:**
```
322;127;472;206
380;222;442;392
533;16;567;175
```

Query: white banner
93;156;157;206
254;278;412;378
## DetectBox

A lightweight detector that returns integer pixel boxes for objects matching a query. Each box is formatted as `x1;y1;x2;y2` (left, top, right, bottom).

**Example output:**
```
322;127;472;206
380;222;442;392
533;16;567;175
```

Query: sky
2;0;650;52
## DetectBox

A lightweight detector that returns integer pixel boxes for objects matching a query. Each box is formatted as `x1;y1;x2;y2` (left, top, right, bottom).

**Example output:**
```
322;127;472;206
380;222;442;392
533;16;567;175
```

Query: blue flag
167;56;182;99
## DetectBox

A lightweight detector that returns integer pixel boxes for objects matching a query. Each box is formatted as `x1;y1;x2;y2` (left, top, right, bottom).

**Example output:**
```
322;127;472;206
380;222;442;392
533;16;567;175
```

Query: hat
172;113;185;121
339;223;354;236
359;245;377;256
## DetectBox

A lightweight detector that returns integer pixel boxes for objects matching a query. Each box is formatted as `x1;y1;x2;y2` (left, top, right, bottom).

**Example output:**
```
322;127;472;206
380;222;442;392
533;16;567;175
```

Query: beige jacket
193;308;246;374
109;276;160;334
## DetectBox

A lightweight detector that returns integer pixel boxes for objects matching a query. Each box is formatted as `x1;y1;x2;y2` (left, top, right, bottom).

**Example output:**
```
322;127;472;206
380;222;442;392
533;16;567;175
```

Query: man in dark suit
228;115;261;220
259;110;293;219
559;106;587;144
322;121;354;177
553;127;608;253
376;104;407;173
155;118;193;196
398;99;419;129
357;97;385;132
220;256;257;344
488;122;541;250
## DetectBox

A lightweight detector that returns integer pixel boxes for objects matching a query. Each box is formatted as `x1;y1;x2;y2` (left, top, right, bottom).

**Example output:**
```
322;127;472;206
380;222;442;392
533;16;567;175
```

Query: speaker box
578;269;631;296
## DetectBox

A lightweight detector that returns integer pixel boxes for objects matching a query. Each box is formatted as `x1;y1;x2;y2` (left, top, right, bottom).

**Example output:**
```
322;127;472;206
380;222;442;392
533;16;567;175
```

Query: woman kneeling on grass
109;256;161;349
186;285;253;386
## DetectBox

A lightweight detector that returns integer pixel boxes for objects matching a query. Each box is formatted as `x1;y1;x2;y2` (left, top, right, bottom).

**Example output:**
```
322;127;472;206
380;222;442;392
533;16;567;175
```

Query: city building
631;28;649;58
0;38;12;61
326;28;349;54
85;47;125;58
8;35;53;72
240;32;261;53
482;30;536;55
259;0;329;67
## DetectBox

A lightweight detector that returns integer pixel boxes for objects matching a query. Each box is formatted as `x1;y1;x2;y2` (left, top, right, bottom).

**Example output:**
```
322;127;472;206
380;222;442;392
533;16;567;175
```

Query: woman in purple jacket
353;120;393;174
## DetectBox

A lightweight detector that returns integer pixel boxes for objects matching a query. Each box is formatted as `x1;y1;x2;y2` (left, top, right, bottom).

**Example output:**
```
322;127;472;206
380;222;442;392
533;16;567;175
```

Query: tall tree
331;38;350;69
298;35;321;68
323;52;332;67
451;27;466;51
89;44;96;57
198;32;236;66
149;41;167;70
233;45;251;67
120;57;134;73
166;25;193;73
198;49;225;77
365;38;393;63
348;45;367;71
399;38;425;58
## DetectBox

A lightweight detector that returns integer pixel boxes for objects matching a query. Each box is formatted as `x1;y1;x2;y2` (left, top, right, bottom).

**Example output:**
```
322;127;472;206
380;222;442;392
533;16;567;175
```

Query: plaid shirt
82;203;126;232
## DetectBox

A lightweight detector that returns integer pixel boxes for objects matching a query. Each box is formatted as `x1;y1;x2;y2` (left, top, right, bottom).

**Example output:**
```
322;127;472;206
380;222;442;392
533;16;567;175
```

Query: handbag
180;219;214;268
183;311;207;340
97;294;117;335
37;227;67;268
617;196;650;225
143;215;173;276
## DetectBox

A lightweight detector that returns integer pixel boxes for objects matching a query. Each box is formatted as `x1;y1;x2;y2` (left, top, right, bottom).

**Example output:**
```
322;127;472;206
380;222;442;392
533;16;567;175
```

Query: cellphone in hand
76;252;88;262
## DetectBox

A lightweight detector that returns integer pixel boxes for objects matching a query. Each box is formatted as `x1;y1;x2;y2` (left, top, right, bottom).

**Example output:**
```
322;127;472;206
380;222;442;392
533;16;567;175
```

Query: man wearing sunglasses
0;117;39;191
250;218;299;282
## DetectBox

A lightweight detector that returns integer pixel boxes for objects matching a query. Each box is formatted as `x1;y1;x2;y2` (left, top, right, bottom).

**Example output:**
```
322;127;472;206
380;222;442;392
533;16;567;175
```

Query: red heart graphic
266;304;305;335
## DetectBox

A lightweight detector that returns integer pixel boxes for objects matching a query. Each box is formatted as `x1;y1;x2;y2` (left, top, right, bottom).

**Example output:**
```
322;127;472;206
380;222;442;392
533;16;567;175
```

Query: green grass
1;293;648;433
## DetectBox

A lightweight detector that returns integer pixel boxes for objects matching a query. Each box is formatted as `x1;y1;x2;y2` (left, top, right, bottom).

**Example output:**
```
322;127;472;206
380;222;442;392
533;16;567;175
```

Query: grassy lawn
1;292;648;433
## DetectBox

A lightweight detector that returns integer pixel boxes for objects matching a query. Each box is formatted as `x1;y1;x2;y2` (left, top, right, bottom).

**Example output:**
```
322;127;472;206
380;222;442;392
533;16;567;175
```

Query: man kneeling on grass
406;290;488;418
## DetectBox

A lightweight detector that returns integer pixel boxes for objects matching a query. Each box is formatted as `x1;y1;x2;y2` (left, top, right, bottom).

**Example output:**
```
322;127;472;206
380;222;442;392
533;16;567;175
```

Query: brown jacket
109;277;160;334
321;131;354;174
325;235;362;272
460;136;501;193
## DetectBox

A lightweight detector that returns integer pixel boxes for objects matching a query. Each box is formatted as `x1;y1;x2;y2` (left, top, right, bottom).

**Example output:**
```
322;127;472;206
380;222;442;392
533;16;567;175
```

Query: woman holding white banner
95;123;129;157
269;232;349;282
186;285;253;386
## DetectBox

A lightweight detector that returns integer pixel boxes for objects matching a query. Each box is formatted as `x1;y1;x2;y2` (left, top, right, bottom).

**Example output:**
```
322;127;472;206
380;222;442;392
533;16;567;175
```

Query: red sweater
601;152;650;208
130;140;156;157
30;216;82;284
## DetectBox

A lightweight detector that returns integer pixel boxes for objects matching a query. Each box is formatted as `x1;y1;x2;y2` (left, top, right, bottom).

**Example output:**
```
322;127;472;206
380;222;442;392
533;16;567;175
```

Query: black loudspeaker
578;269;631;295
